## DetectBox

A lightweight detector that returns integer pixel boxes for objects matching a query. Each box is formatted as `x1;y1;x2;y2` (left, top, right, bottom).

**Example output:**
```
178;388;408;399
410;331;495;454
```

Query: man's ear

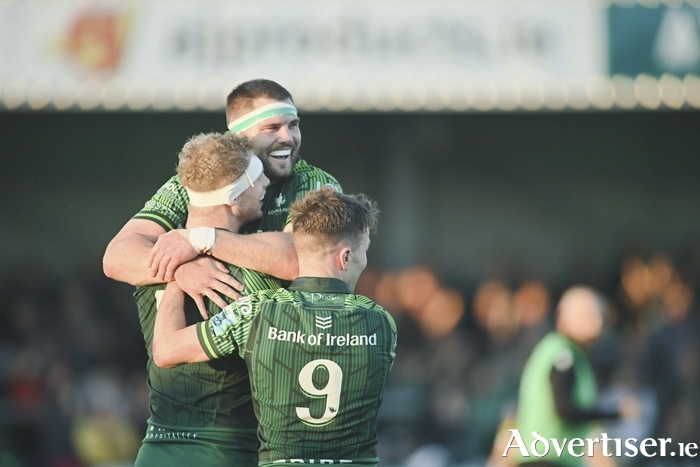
227;199;240;217
339;247;351;270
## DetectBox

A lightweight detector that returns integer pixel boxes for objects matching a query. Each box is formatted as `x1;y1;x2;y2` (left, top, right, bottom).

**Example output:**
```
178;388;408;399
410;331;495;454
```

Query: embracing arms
152;282;209;368
147;228;298;283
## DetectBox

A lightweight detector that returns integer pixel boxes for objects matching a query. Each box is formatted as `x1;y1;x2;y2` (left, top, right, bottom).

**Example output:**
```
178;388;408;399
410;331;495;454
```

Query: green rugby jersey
134;265;280;464
241;159;342;234
133;159;341;232
516;332;597;467
196;277;397;467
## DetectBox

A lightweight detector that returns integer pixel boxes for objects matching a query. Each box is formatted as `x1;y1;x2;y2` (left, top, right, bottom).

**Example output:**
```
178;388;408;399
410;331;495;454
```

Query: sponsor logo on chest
266;193;288;216
267;314;377;347
266;206;289;217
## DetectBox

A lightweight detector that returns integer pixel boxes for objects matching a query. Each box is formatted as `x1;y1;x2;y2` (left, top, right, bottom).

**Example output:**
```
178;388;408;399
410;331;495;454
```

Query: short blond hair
290;187;379;251
177;132;252;192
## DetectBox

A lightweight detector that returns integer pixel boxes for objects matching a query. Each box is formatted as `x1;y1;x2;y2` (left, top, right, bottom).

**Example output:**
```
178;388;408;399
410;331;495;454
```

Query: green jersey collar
288;277;351;294
293;158;310;173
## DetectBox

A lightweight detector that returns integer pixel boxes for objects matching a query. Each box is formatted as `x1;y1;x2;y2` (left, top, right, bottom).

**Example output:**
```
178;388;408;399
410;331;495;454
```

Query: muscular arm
152;282;209;368
150;229;299;282
104;219;244;317
107;174;194;285
211;230;298;281
103;219;166;286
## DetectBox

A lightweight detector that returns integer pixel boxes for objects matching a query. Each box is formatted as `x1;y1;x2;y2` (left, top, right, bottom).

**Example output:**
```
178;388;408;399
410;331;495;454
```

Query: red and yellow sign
63;9;130;72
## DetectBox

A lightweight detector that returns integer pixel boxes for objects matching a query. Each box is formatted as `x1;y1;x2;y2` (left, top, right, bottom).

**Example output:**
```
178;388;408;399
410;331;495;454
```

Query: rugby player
103;79;341;316
134;132;281;467
153;187;397;467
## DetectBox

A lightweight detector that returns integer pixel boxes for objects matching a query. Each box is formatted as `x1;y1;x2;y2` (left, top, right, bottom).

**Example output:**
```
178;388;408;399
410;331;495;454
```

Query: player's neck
297;259;345;282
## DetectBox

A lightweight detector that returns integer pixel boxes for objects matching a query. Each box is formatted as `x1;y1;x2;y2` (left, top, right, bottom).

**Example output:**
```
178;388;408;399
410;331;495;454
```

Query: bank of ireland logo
274;193;285;208
315;316;332;329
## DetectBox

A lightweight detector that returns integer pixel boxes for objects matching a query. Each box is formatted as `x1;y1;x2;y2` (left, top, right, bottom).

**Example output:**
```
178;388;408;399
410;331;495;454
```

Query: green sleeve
199;290;277;359
384;307;398;360
292;169;343;203
133;175;189;231
345;295;398;360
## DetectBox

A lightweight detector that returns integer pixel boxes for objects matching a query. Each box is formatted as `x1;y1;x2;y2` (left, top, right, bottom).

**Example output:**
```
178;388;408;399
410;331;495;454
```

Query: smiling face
235;97;302;182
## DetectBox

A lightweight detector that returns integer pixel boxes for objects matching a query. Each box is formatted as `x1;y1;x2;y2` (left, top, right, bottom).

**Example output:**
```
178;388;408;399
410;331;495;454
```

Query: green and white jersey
134;265;280;457
196;277;397;467
133;159;341;232
241;159;342;234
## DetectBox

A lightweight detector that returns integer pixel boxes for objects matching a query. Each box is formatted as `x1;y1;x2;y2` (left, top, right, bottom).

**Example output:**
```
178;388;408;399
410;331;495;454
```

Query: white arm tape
189;227;216;255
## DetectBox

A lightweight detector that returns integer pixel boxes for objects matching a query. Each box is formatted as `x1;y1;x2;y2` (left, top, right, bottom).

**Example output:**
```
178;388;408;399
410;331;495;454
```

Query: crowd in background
0;245;697;467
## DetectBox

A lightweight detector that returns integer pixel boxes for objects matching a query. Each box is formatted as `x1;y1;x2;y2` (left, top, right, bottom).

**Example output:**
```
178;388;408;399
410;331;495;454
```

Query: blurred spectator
642;273;699;443
465;282;520;459
71;371;140;467
515;286;638;467
512;280;552;354
0;265;145;467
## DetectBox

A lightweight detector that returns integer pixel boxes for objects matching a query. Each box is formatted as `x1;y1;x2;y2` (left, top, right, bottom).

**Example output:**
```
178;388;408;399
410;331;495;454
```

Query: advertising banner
0;0;606;111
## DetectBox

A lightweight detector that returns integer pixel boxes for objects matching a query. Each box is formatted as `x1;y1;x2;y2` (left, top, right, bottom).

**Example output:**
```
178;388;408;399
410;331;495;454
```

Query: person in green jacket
515;286;624;467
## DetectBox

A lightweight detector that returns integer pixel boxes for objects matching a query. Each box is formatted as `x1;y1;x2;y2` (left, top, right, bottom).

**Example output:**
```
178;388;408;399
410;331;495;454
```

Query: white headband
186;155;264;207
227;102;298;133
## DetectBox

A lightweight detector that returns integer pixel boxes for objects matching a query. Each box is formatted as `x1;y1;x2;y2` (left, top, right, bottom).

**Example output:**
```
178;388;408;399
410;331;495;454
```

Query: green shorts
135;421;258;467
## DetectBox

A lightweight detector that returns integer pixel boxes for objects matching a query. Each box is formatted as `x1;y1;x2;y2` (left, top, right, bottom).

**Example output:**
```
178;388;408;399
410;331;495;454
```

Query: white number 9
295;359;343;426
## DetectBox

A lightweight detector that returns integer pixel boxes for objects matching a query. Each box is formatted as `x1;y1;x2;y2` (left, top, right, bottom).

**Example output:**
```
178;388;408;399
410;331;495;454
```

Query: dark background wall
1;110;699;289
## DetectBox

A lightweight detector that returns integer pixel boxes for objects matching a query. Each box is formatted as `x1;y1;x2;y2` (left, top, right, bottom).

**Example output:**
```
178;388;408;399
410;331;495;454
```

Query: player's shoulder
144;173;187;203
231;266;282;294
292;159;341;186
346;294;397;335
344;293;377;308
237;287;292;307
345;294;392;315
531;332;571;361
159;174;184;191
292;158;320;175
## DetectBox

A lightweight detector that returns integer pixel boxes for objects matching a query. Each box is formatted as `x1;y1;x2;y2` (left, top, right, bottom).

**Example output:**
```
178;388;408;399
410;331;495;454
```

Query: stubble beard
239;200;264;225
262;151;300;182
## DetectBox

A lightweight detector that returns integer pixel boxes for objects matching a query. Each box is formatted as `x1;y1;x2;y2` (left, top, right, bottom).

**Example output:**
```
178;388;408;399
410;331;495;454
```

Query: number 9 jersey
195;277;397;467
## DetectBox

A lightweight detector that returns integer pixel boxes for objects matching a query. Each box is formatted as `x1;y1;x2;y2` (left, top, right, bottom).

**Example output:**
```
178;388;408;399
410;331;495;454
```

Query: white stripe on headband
186;155;264;207
227;102;298;133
